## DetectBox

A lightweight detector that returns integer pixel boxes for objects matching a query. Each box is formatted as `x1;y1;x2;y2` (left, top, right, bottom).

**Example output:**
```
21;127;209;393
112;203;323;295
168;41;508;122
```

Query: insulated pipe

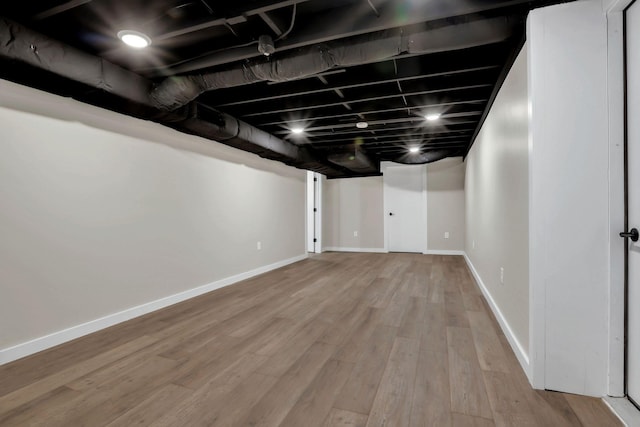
393;149;461;164
0;17;152;106
150;16;517;111
0;17;357;175
327;150;378;174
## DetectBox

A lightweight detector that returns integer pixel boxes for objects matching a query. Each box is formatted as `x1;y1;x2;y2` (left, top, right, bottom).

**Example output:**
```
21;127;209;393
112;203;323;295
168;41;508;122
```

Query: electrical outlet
257;241;262;250
444;231;449;239
354;231;358;237
500;267;504;284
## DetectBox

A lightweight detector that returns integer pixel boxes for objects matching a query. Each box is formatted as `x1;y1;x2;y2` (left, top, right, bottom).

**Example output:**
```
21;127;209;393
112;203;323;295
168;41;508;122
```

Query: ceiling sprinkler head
258;35;275;56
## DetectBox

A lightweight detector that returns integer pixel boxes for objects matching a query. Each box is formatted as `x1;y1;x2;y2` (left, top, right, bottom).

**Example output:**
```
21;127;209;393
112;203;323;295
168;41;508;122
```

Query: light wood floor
0;253;622;426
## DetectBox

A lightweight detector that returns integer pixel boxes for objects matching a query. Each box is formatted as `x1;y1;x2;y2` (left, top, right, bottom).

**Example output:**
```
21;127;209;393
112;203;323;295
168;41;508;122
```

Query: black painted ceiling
0;0;571;177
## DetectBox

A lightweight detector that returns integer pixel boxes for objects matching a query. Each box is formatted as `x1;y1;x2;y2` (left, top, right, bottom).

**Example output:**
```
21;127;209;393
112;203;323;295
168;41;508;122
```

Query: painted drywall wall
322;160;465;253
322;176;385;251
427;158;465;252
0;79;306;355
528;1;610;396
465;42;530;368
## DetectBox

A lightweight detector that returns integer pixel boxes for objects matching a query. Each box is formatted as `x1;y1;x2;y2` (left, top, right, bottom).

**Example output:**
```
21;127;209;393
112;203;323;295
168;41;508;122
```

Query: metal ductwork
393;149;461;165
0;16;358;177
0;17;152;106
150;16;517;111
327;149;378;175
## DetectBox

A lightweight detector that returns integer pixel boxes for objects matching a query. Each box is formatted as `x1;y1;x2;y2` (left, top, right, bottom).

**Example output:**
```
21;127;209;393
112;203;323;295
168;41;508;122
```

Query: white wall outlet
257;241;262;250
500;267;504;284
354;231;358;237
444;231;450;239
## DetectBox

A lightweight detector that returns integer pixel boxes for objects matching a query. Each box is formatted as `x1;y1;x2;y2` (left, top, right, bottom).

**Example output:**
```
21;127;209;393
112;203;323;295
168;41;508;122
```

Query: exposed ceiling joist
154;0;309;42
0;0;574;177
215;64;500;107
34;0;92;20
160;0;531;74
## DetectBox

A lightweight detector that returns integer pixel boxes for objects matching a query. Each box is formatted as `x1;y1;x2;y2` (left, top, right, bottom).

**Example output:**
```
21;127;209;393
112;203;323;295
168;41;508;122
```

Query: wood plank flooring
0;253;622;426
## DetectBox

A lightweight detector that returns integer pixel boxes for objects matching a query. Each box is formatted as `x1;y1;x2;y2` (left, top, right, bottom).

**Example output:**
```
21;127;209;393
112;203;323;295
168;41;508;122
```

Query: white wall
322;160;465;253
0;79;307;363
528;1;610;396
427;158;465;252
465;43;530;371
322;176;385;251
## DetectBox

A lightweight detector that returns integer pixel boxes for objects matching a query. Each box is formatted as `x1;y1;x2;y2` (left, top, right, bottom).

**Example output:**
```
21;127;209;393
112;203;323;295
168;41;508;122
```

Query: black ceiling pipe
392;149;462;165
0;16;360;177
150;15;517;111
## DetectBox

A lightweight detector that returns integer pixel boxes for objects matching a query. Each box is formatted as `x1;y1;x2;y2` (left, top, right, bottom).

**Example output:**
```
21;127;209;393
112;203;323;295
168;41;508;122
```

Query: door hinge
313;208;317;212
313;177;318;182
313;238;317;242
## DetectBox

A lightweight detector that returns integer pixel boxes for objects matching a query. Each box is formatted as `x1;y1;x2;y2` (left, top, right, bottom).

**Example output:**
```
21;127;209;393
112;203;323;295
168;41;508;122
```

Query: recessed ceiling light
291;127;305;134
356;121;369;129
409;146;420;153
425;113;441;121
118;30;152;49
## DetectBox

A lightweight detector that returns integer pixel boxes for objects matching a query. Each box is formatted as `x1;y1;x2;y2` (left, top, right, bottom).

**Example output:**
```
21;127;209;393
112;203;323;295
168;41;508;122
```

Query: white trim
604;397;640;427
606;5;628;397
527;15;546;390
605;0;634;14
382;162;391;253
424;250;465;256
423;164;429;254
323;247;387;253
314;173;323;253
0;254;308;365
464;253;531;380
306;171;315;253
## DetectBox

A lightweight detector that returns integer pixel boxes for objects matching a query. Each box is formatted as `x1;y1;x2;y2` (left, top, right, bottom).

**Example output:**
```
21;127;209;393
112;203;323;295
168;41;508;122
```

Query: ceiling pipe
150;15;518;111
0;16;360;177
327;149;378;174
0;17;152;106
393;149;461;164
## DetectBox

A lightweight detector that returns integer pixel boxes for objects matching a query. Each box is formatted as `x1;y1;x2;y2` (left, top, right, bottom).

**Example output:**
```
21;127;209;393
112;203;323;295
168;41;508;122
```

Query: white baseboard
604;396;640;427
323;247;387;253
424;250;465;256
0;254;308;365
463;253;531;380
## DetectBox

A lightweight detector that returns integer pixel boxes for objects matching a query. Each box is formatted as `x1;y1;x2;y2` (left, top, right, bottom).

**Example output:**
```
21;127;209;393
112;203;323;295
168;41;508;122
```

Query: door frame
381;161;428;254
306;171;323;253
605;0;633;398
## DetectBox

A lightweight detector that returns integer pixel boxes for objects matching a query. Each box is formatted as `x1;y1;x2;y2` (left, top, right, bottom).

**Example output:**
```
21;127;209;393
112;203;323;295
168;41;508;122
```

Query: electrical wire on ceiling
199;0;213;15
136;4;298;74
275;4;297;41
366;0;380;17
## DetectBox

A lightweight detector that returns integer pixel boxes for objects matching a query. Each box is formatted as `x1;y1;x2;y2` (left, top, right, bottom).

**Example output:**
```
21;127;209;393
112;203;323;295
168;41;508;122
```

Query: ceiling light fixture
291;127;305;134
409;146;420;153
425;113;441;121
356;121;369;129
117;30;151;49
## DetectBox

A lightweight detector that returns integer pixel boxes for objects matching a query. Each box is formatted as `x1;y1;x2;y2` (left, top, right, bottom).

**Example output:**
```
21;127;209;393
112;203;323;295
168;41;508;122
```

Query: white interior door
384;164;426;253
626;0;640;406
